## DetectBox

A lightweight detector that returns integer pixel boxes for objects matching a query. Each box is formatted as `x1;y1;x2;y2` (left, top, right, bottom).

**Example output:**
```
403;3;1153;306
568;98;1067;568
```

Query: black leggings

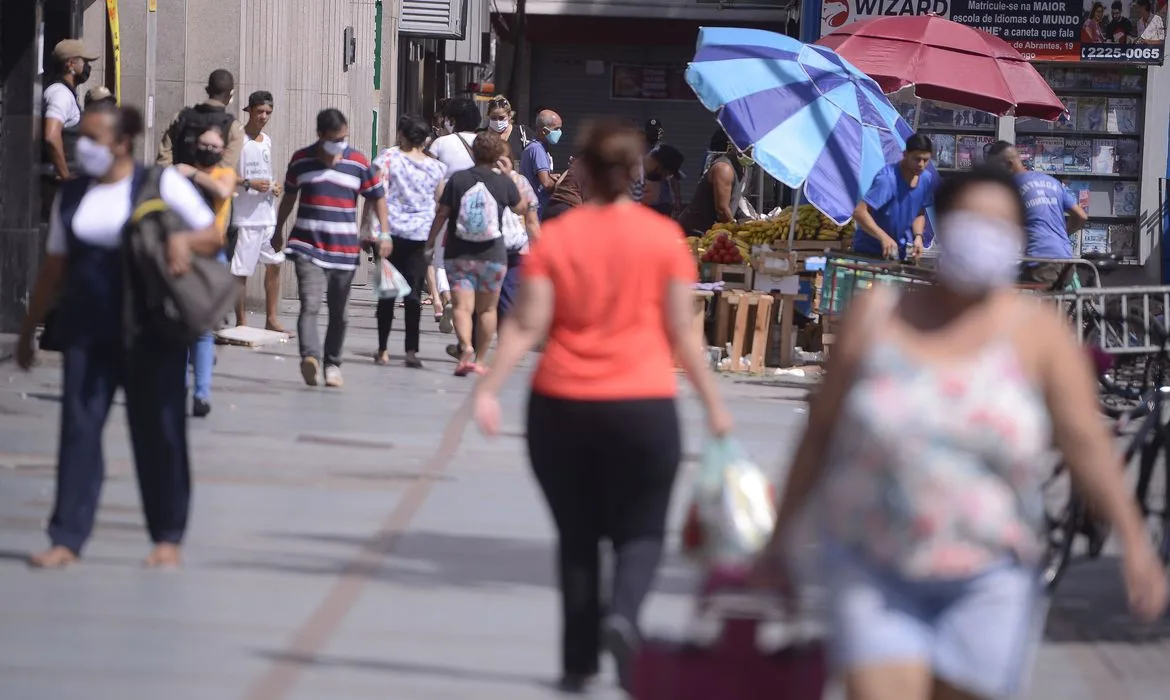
526;391;682;676
376;237;429;353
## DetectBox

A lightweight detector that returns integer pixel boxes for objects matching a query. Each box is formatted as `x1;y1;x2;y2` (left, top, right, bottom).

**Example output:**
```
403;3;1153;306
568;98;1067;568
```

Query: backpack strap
131;165;164;205
456;132;476;161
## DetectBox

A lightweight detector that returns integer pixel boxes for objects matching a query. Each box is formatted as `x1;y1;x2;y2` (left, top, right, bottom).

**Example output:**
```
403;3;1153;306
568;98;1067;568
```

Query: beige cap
53;39;99;63
86;86;113;102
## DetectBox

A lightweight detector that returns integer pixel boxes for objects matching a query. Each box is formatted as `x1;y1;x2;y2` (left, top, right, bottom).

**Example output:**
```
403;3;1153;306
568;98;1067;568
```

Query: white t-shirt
1141;14;1166;42
44;82;81;128
427;132;476;175
47;167;215;255
233;133;276;226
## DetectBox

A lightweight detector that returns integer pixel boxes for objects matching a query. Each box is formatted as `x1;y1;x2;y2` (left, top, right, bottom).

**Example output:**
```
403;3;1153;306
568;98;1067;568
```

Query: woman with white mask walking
16;104;220;569
753;166;1167;700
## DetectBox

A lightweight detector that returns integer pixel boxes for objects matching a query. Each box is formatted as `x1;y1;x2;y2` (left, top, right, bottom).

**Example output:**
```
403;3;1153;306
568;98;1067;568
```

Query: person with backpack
276;108;389;389
426;132;526;376
426;98;484;336
42;40;99;221
15;103;220;569
175;126;236;418
157;69;244;169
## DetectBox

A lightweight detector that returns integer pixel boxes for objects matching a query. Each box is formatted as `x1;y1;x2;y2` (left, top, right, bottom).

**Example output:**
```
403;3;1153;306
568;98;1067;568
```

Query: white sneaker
439;303;454;334
324;365;343;388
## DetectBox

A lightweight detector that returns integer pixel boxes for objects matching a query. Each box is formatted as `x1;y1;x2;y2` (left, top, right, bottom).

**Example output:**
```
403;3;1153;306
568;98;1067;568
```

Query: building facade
0;0;402;330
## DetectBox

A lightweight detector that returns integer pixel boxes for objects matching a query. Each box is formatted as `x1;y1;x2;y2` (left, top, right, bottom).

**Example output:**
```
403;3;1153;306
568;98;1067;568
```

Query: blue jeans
188;251;227;401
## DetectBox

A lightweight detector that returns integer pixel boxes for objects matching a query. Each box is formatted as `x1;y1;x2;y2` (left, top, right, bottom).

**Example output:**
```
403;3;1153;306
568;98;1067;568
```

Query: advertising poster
610;64;694;101
820;0;1166;63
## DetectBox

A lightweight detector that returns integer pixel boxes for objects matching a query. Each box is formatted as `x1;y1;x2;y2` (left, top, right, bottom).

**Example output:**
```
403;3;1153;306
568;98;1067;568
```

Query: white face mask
488;118;508;133
935;211;1023;295
76;135;115;177
321;139;348;156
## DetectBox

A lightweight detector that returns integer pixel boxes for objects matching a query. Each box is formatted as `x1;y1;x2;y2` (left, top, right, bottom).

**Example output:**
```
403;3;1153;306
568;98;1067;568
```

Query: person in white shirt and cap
42;39;100;220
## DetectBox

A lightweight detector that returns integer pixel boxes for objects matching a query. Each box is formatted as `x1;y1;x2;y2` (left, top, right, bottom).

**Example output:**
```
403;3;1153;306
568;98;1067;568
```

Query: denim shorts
822;543;1045;699
444;258;507;294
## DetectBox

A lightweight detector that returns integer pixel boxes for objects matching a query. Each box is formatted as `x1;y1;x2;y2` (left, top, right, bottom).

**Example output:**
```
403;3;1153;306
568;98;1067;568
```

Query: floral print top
822;290;1052;579
373;147;447;241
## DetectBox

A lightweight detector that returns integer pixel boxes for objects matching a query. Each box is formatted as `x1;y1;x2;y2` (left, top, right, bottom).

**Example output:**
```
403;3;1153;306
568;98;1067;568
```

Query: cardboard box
701;263;753;290
751;251;796;277
752;273;801;294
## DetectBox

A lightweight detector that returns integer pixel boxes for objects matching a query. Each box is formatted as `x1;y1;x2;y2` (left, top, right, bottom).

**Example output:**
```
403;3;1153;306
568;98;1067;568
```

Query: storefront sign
611;63;694;101
821;0;952;36
821;0;1166;63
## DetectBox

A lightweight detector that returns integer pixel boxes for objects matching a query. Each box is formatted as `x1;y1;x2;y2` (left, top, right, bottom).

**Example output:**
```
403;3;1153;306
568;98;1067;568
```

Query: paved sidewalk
0;300;1166;699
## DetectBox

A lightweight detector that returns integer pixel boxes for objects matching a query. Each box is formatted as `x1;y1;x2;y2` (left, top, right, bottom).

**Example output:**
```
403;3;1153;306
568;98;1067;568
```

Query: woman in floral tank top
755;167;1166;700
371;115;446;368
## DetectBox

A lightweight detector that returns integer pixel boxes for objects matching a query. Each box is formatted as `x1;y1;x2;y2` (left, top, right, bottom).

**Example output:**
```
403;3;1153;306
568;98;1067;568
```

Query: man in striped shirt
273;108;388;388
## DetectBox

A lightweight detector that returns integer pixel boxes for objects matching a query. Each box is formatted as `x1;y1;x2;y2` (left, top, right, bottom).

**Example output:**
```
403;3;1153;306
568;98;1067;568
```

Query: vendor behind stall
851;133;938;261
678;143;749;237
987;140;1088;287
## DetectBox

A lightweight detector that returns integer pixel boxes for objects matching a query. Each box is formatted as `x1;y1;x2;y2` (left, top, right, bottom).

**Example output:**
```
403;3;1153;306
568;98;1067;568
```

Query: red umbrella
816;16;1065;121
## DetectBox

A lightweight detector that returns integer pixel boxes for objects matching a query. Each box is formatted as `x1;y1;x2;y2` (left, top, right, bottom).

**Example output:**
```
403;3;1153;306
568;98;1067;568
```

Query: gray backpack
123;166;238;344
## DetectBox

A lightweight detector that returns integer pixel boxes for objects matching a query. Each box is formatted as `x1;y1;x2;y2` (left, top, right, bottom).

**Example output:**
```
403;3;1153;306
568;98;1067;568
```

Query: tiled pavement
0;297;1166;699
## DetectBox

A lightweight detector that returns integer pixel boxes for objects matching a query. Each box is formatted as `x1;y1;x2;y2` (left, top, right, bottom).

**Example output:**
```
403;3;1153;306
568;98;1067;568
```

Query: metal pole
144;0;157;162
787;185;802;246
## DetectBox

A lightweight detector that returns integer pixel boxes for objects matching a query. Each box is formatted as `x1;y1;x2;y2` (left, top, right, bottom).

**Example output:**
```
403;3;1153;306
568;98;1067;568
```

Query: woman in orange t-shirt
472;119;732;692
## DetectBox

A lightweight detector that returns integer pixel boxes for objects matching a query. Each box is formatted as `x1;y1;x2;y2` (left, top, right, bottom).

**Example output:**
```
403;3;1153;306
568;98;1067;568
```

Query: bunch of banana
767;205;855;244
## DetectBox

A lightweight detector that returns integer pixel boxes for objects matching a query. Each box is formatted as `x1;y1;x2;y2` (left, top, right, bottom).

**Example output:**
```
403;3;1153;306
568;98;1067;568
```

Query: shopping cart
816;253;936;317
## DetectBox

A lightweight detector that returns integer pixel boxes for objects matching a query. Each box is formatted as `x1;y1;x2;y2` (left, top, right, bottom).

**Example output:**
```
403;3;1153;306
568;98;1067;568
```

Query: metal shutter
530;43;724;202
399;0;468;40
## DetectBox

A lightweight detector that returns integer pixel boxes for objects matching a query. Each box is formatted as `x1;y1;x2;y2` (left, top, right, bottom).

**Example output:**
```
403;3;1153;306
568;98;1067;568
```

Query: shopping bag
375;258;412;301
633;589;826;700
681;437;776;567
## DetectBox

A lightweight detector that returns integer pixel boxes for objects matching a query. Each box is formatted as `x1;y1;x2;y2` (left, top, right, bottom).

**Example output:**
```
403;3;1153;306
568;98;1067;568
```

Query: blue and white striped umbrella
686;27;918;227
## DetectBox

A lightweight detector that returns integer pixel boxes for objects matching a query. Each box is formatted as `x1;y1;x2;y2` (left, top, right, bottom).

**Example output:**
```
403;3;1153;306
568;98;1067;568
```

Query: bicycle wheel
1039;461;1082;593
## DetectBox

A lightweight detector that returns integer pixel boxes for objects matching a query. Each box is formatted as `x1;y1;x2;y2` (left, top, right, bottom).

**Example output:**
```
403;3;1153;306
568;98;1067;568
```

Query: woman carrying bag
371;115;447;368
472;119;732;693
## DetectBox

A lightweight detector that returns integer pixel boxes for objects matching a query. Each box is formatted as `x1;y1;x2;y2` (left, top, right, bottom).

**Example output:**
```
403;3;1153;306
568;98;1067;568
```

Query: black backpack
123;167;239;344
171;103;234;165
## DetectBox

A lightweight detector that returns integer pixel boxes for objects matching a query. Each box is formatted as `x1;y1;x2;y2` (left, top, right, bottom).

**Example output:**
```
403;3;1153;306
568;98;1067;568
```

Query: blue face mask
546;128;563;145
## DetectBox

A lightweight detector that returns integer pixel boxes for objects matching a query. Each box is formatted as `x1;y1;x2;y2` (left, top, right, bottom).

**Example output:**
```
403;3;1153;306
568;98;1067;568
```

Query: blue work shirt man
852;133;938;261
520;109;563;218
988;140;1088;286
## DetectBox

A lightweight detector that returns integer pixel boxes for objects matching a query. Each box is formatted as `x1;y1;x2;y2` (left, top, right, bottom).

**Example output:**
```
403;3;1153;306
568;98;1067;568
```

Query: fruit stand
689;206;856;372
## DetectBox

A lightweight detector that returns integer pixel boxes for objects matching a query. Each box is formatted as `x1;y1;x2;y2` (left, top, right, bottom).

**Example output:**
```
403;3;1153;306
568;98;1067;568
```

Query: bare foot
144;543;182;569
375;350;390;366
28;546;78;569
265;321;293;337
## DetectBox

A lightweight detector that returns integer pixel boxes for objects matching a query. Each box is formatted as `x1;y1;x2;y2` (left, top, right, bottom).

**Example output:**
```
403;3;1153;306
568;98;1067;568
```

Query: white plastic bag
375;258;412;301
682;437;777;567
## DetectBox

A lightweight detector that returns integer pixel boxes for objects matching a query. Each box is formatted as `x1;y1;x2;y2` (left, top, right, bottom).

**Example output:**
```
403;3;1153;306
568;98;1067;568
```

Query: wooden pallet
720;291;775;374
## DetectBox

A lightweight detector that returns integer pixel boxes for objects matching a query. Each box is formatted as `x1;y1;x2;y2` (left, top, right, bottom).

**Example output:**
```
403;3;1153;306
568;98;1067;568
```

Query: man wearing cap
42;39;99;220
642;119;684;218
230;90;290;334
158;69;245;169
